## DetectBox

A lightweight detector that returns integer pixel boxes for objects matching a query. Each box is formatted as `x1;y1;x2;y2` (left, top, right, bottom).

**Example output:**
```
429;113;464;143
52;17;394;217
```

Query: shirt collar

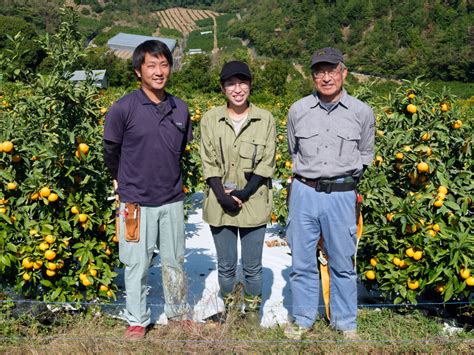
310;89;349;110
137;88;174;115
217;102;261;122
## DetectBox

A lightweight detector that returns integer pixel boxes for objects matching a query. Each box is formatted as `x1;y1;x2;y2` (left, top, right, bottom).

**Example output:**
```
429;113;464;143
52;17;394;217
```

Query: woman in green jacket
200;61;276;323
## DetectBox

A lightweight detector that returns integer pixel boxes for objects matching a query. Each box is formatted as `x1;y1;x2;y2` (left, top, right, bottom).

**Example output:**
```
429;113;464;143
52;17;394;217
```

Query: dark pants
210;225;266;297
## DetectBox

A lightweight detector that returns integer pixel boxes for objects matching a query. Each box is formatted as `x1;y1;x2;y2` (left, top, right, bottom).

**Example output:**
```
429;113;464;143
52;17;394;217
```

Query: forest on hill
0;0;472;83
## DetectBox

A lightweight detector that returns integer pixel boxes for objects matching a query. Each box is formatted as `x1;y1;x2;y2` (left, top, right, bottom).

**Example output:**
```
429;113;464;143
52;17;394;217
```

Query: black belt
294;174;357;193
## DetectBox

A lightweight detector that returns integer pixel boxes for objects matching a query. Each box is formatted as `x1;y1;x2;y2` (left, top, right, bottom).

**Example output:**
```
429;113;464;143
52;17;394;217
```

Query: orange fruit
466;277;474;286
452;120;462;129
82;277;92;287
39;186;51;198
48;193;59;202
44;235;55;244
99;285;109;292
425;147;432;156
432;224;440;232
78;143;90;155
39;242;50;251
7;182;17;190
406;248;415;258
22;258;34;269
2;141;14;153
460;268;470;279
107;290;113;298
285;161;292;169
421;132;430;141
386;212;394;222
275;153;282;161
395;152;404;160
413;251;423;261
31;192;39;200
427;230;437;237
22;273;31;281
399;260;408;269
438;186;448;194
417;162;429;173
407;93;415;99
433;199;444;207
393;257;401;266
33;260;43;269
100;107;107;114
79;273;88;281
112;235;119;243
78;214;88;223
56;260;64;269
105;247;112;256
406;104;417;114
436;192;446;200
370;258;378;267
47;262;57;271
0;207;6;214
71;206;80;214
440;103;448;112
407;280;420;290
44;250;56;261
29;229;38;236
435;285;445;293
365;270;376;280
89;268;98;277
46;269;56;277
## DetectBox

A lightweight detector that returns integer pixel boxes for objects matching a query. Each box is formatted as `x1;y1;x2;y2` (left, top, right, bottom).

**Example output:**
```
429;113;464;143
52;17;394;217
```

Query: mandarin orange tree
0;9;119;302
358;78;473;303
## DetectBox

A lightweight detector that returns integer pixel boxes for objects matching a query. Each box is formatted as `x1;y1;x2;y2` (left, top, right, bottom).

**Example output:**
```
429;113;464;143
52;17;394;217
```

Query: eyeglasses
224;82;250;92
313;68;342;79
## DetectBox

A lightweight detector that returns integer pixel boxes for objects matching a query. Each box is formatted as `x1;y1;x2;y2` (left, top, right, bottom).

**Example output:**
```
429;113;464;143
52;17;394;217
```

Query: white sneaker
283;323;309;340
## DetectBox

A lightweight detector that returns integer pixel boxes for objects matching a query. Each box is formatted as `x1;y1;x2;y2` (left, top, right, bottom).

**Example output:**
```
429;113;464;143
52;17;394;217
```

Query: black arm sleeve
103;139;121;180
230;174;265;202
207;177;240;213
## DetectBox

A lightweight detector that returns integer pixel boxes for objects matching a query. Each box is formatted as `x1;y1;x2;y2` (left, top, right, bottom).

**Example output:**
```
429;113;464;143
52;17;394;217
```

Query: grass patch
196;18;213;28
187;29;213;52
0;306;472;352
159;27;183;39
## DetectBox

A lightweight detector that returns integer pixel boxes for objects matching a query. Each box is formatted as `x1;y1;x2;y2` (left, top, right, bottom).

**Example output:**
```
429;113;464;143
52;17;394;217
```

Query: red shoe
125;326;146;340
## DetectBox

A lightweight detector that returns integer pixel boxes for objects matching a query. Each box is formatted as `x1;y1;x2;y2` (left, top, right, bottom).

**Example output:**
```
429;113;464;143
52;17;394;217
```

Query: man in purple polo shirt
103;40;192;340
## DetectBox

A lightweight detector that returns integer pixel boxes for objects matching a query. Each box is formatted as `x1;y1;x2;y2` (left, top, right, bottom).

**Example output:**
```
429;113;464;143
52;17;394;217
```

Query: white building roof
70;70;106;82
107;33;177;53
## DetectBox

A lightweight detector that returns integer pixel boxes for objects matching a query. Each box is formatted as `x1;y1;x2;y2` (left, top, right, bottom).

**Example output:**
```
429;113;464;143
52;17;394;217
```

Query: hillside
225;0;473;82
0;0;472;83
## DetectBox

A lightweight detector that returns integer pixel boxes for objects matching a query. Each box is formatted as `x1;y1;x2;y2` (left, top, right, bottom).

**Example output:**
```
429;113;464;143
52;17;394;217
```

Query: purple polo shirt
104;89;192;206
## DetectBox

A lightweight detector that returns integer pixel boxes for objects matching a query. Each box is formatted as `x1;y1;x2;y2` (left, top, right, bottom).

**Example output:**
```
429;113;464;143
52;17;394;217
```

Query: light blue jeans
287;179;358;331
118;201;189;327
210;225;266;297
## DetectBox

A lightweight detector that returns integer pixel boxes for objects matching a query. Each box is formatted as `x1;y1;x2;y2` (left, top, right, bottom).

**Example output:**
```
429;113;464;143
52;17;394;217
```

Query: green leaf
40;280;53;288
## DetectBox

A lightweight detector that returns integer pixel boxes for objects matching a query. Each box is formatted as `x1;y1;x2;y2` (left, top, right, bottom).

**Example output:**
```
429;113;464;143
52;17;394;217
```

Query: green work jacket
200;103;276;227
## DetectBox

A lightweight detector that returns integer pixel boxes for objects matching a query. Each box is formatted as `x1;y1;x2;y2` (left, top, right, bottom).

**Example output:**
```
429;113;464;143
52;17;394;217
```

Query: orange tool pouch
124;202;140;242
355;193;363;225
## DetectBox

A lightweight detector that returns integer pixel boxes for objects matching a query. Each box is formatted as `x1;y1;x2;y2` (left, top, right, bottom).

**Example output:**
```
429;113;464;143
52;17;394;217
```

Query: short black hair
132;40;173;72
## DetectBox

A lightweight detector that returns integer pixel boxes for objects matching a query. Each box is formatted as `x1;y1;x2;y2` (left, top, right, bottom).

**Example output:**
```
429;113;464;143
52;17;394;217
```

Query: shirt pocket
336;128;360;162
295;127;321;157
239;137;266;171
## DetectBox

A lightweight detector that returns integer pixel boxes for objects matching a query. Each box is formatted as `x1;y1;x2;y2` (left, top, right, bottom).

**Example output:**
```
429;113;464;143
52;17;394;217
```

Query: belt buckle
315;180;332;193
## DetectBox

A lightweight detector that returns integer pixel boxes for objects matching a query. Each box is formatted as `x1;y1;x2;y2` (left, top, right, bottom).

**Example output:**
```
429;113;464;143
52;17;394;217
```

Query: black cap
310;47;344;68
220;61;252;82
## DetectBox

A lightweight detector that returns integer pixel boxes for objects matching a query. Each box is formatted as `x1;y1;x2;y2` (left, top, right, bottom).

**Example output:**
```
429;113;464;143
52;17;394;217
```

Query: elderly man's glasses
224;81;250;92
313;68;342;79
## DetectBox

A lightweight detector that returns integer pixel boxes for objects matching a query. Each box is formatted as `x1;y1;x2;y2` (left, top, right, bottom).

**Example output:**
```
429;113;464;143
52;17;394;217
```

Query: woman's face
222;75;251;108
